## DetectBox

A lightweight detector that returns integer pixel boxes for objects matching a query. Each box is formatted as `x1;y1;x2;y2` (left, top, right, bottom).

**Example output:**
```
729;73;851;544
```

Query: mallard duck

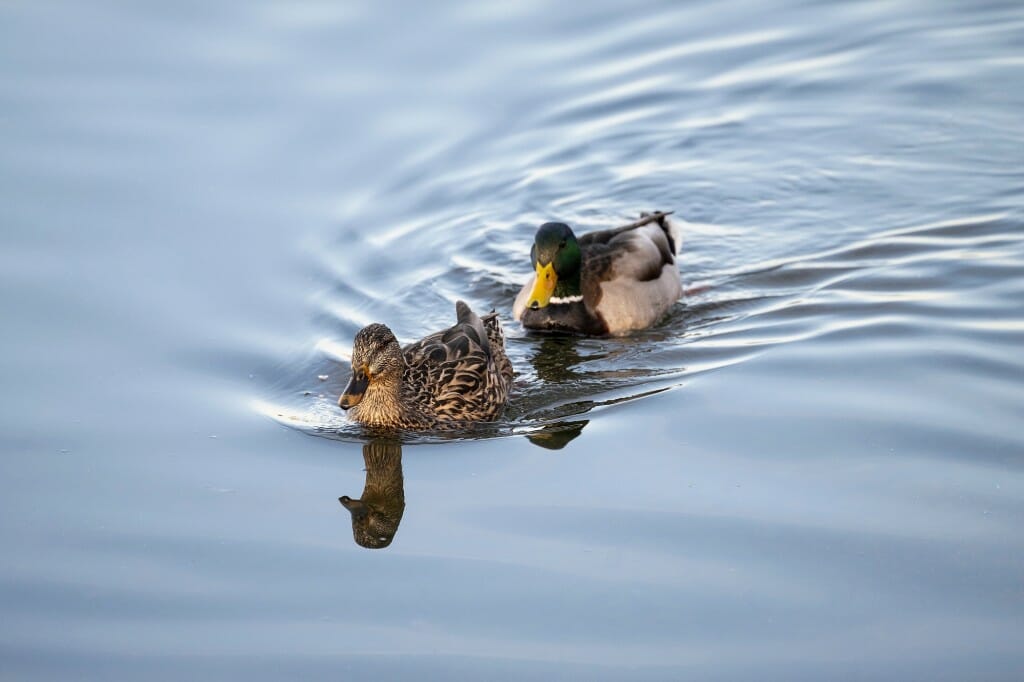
338;301;514;429
513;211;682;335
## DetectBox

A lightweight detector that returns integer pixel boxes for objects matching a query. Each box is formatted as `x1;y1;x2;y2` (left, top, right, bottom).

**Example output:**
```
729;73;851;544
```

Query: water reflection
338;439;406;549
514;335;596;441
529;336;590;383
526;419;589;450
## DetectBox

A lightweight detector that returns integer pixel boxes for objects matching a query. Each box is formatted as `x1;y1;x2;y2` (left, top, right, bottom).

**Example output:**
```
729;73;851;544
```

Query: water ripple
263;202;1023;447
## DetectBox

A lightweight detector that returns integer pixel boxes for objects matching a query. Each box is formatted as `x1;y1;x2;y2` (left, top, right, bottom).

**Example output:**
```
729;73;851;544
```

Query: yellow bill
528;262;557;310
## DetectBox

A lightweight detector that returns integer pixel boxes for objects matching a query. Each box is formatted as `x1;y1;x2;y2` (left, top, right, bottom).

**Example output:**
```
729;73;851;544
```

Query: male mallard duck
338;301;514;429
512;211;682;335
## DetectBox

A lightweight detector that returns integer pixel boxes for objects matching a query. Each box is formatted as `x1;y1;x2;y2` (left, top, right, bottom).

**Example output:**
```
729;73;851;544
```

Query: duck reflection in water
526;419;588;450
530;335;589;383
339;439;405;549
518;335;593;450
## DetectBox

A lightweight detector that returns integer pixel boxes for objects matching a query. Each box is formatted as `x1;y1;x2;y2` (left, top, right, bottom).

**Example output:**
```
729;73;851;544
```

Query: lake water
2;0;1023;679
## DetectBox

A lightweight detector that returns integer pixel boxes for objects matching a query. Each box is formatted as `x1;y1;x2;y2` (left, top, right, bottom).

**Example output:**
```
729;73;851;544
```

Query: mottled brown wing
400;303;513;423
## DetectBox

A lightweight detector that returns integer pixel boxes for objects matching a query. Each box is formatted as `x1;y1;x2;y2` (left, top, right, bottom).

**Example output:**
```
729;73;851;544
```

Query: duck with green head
512;211;682;335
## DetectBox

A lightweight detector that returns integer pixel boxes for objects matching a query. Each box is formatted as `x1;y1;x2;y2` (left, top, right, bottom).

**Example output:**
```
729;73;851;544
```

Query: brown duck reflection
527;419;589;450
339;439;405;549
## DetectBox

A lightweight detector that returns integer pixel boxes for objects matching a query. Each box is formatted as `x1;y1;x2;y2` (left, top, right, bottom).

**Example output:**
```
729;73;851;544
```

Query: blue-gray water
2;0;1023;679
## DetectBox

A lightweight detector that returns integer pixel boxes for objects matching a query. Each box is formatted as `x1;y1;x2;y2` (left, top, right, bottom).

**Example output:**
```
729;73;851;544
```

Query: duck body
338;301;513;430
513;211;682;335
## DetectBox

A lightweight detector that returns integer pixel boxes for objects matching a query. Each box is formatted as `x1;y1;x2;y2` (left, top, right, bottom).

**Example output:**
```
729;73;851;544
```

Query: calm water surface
2;0;1023;679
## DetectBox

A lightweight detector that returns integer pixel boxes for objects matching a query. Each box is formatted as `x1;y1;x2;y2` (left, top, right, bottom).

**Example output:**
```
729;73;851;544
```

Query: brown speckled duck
512;211;682;335
338;301;514;429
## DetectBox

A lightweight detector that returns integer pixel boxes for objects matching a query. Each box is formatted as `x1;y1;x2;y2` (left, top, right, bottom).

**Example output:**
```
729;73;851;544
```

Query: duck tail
481;310;513;387
661;213;681;256
480;310;506;352
641;210;680;255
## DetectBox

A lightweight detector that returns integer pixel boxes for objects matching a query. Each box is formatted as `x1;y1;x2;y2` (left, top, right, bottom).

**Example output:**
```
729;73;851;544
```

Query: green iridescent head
527;222;582;308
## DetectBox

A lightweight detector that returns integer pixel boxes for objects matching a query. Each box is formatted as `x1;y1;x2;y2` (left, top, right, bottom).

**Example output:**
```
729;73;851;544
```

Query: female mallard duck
338;301;514;429
512;211;682;335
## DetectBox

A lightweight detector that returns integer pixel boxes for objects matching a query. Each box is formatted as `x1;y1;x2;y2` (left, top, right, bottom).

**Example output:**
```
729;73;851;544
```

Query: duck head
527;222;582;310
338;323;404;410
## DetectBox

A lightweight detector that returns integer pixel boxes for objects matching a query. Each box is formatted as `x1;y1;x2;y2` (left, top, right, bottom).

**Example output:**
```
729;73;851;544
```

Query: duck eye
559;239;567;248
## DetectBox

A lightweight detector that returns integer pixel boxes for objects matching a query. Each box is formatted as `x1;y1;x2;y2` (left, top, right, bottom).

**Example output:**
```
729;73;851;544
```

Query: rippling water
3;0;1023;679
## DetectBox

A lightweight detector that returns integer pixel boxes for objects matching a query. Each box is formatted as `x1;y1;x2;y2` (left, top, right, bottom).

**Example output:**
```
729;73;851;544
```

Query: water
2;0;1023;679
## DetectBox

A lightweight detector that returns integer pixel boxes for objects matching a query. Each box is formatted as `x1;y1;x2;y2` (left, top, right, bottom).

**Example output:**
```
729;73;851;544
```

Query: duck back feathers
403;301;513;424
